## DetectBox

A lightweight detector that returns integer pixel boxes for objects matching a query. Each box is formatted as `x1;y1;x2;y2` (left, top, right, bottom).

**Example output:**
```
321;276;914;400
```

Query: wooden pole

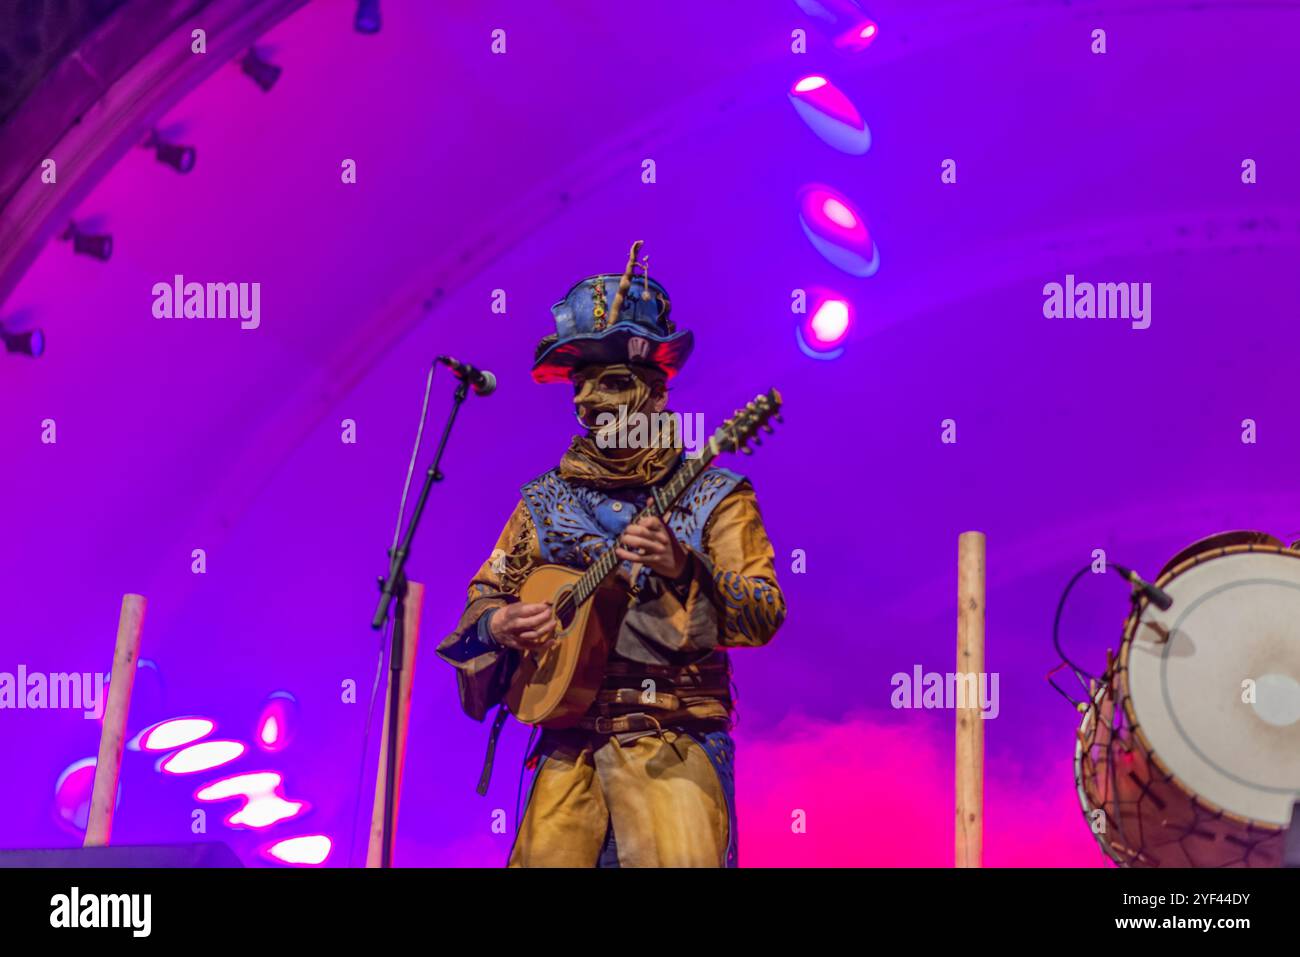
956;532;985;868
367;580;425;867
84;593;146;847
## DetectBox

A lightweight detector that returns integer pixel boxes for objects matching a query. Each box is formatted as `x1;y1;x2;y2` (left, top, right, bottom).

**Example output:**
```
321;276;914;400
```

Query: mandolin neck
570;449;716;606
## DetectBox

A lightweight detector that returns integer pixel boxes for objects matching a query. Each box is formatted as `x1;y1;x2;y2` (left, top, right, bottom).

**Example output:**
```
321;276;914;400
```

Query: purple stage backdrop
1;0;1298;867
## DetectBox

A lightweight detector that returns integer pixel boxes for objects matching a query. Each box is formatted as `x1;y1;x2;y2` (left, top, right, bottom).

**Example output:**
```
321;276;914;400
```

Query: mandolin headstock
709;388;783;456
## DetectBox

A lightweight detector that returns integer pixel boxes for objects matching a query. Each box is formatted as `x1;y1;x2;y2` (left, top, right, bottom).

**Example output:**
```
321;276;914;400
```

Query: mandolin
505;389;783;726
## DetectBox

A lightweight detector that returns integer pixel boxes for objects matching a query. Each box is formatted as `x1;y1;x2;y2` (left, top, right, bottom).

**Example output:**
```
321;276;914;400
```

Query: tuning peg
751;435;762;446
740;444;753;455
762;423;775;433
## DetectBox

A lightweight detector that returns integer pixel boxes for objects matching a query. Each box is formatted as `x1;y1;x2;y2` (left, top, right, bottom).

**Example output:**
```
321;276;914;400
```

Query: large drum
1076;533;1300;867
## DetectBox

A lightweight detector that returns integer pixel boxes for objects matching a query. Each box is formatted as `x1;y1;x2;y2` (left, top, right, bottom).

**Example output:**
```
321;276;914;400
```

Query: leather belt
576;708;731;735
602;659;729;680
595;688;682;710
593;688;731;710
576;712;666;734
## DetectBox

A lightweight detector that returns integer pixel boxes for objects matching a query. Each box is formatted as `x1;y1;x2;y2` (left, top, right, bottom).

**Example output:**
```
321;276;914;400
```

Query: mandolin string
571;450;712;606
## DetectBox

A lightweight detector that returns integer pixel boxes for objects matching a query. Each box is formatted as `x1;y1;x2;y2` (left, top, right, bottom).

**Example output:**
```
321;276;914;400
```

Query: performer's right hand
489;602;557;650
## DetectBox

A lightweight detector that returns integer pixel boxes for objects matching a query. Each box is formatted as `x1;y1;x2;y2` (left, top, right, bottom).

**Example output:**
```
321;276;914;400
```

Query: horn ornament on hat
606;239;642;326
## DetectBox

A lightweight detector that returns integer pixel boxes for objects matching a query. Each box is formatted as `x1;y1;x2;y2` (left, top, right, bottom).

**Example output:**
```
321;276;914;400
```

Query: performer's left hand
617;515;689;580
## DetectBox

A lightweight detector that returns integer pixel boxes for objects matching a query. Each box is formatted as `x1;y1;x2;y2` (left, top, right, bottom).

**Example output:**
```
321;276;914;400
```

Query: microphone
1111;563;1174;611
436;355;497;396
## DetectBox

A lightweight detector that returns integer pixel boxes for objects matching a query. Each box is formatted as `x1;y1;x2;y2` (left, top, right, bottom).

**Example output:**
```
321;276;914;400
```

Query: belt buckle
593;716;617;734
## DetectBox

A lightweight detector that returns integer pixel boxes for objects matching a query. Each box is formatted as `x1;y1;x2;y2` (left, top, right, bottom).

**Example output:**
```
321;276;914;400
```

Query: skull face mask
571;363;662;445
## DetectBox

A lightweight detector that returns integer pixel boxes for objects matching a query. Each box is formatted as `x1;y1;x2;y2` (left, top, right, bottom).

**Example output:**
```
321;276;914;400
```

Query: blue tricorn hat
532;241;693;383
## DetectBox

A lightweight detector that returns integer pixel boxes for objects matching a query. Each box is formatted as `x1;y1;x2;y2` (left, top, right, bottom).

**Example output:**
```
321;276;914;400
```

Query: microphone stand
370;375;471;867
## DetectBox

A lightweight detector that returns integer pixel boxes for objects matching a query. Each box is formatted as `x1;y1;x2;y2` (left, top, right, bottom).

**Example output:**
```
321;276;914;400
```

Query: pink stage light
255;691;298;752
135;716;215;752
834;19;879;53
811;299;850;343
262;835;332;866
195;771;307;829
794;1;880;52
796;294;852;360
52;758;98;834
823;198;856;228
796;184;879;277
788;74;870;154
159;740;247;774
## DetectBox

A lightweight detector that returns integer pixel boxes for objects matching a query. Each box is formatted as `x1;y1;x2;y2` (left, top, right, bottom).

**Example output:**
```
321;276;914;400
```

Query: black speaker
0;843;242;868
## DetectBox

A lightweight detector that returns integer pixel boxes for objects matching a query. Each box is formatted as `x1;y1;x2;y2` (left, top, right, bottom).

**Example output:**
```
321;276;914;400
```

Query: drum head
1123;546;1300;826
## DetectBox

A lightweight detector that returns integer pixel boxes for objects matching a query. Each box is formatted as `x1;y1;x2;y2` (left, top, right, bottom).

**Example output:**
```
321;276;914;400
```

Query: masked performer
437;242;785;867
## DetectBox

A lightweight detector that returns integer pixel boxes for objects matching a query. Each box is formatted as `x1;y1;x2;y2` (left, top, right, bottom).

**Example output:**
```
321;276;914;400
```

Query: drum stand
1285;801;1300;867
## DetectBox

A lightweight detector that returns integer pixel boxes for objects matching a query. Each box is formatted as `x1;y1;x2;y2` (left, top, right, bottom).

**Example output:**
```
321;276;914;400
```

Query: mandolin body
505;563;629;726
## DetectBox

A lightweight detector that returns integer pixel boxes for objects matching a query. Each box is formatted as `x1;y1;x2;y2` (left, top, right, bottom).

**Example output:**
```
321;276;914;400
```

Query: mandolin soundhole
553;588;577;630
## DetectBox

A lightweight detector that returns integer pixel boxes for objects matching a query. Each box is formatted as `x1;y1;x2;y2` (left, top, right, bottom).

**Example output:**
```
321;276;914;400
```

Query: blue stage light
355;0;381;34
2;326;44;358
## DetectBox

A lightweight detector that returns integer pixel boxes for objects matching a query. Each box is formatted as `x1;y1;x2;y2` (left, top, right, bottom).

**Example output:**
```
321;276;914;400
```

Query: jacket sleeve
435;500;538;720
631;481;786;652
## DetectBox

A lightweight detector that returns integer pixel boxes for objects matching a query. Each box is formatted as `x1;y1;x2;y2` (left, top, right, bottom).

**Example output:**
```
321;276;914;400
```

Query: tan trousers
508;730;730;867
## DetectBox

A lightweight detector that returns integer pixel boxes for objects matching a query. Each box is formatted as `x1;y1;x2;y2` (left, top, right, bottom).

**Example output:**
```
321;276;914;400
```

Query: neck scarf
558;432;681;488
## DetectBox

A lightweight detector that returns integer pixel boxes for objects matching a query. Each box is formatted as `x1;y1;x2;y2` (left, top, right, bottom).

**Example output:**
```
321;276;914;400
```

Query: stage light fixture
196;771;308;829
133;716;216;752
53;758;97;834
143;129;196;173
834;19;879;53
788;74;870;154
159;740;247;775
61;222;113;262
796;184;878;277
796;294;851;360
795;2;879;46
256;691;299;752
2;325;45;358
262;835;332;866
355;0;381;33
240;47;282;92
